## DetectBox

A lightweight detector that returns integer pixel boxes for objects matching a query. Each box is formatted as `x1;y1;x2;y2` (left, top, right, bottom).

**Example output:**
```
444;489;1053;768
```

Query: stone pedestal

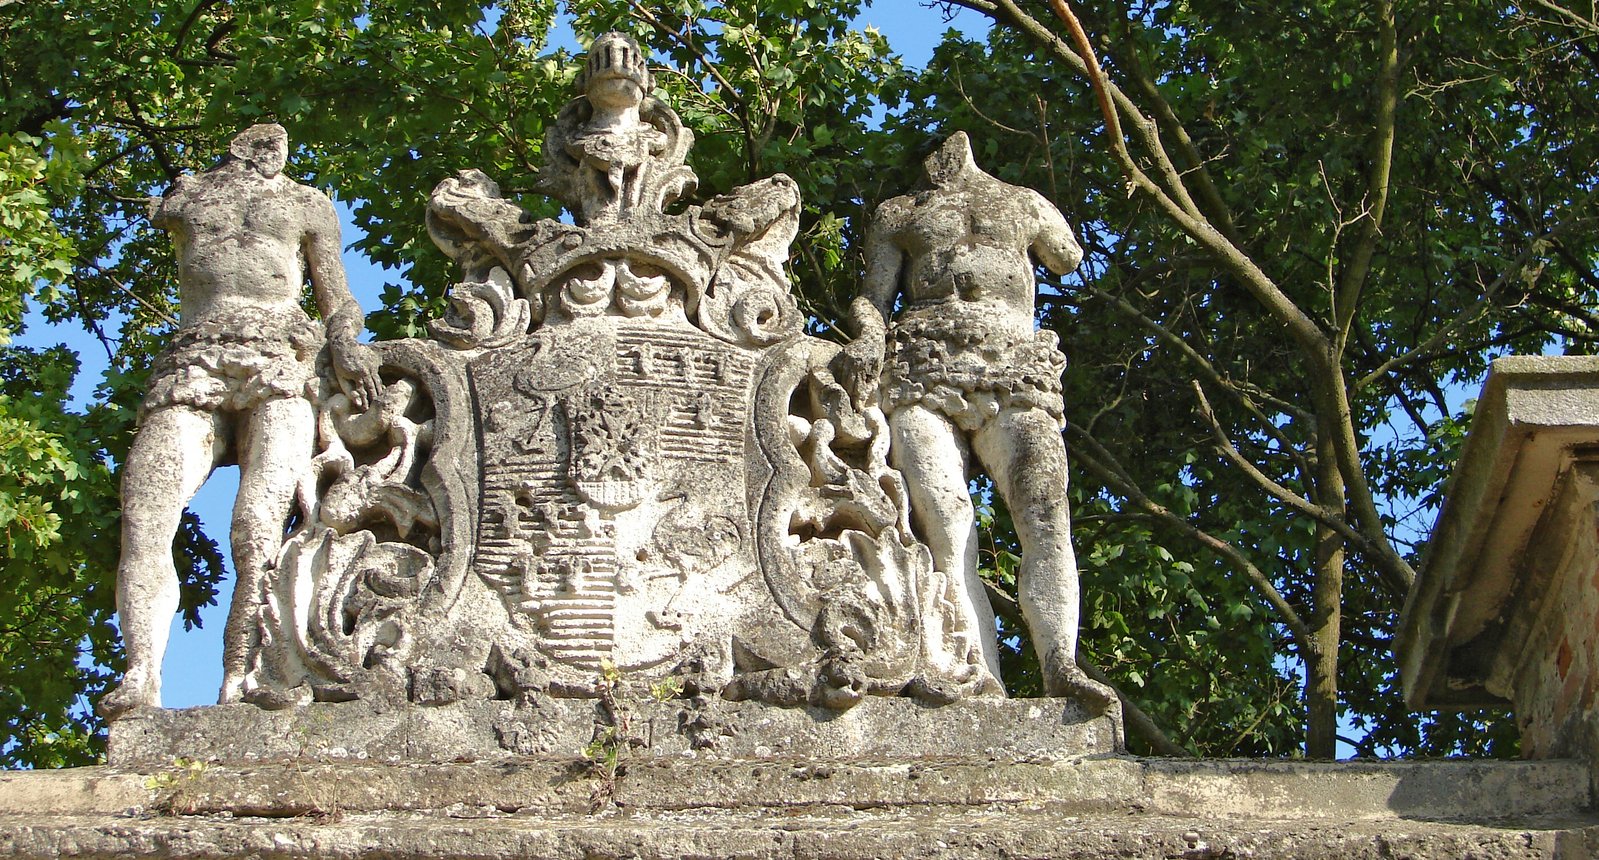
1401;356;1599;765
0;696;1586;858
105;697;1117;767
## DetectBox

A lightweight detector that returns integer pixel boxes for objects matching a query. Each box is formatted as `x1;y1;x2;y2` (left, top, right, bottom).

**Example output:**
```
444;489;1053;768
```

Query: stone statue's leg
888;404;1002;683
974;408;1114;711
100;406;224;718
219;395;314;703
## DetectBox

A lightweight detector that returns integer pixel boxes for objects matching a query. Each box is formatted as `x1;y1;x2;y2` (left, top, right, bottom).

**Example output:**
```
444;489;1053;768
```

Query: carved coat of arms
241;32;996;710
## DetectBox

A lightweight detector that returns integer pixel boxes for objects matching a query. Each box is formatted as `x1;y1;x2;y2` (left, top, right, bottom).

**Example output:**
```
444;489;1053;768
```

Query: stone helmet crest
578;31;654;101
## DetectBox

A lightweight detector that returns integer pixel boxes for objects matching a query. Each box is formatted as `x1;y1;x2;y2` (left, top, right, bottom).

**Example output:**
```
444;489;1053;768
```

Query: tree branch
1332;0;1400;354
1356;234;1546;389
1067;423;1312;645
962;0;1331;356
1524;0;1599;37
78;260;179;329
172;0;222;58
1191;381;1404;585
1078;277;1313;426
623;0;760;175
1100;0;1241;243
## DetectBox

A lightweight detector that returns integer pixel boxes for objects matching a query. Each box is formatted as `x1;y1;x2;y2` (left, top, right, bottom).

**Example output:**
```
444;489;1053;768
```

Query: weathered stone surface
8;756;1584;822
106;34;1049;727
844;131;1111;713
1401;355;1599;770
1139;758;1590;822
102;123;382;719
1401;356;1599;707
2;757;1592;859
9;809;1594;860
106;697;1115;767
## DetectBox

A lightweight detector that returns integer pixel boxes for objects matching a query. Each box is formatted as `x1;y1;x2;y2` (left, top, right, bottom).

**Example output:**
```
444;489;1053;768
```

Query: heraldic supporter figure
100;124;381;717
841;131;1116;712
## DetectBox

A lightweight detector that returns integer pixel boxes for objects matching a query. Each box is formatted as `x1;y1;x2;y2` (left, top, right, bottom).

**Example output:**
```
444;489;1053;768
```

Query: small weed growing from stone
582;658;648;811
649;675;684;702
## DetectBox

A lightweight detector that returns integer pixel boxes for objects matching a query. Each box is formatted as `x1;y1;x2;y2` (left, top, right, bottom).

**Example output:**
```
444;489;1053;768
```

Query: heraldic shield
470;313;762;681
417;23;1001;702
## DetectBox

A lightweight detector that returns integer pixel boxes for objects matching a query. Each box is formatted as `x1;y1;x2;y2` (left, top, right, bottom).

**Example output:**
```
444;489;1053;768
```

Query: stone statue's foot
98;680;158;721
908;659;1005;704
722;668;810;707
1048;663;1118;716
905;675;962;705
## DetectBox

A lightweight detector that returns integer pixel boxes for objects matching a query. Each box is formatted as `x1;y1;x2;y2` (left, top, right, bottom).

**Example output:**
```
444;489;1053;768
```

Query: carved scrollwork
428;268;535;351
213;36;1038;719
736;339;999;709
426;170;536;287
244;342;472;707
694;175;805;347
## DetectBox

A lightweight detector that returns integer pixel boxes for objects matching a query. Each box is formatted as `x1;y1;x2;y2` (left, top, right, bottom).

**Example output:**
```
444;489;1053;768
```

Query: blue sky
16;4;992;711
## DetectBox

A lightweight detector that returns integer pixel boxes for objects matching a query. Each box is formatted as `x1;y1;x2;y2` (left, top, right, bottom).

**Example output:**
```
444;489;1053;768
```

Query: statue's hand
331;337;383;411
834;330;887;410
833;295;888;408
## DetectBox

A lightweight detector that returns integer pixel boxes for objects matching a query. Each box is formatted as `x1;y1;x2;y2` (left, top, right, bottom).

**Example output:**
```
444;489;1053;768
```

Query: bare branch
1331;0;1400;353
1524;0;1599;37
968;0;1330;355
1190;381;1404;583
78;260;179;328
951;63;1038;138
1356;238;1543;389
1078;278;1314;427
1099;0;1241;242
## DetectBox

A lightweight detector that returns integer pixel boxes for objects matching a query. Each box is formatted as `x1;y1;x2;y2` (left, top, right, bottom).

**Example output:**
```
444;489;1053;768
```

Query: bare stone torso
156;173;312;324
876;182;1041;337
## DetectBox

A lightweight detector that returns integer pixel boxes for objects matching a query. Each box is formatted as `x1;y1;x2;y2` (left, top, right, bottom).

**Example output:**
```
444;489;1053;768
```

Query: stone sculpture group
102;32;1113;721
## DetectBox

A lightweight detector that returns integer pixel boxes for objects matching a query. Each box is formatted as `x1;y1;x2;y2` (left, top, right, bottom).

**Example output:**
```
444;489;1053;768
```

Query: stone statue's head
922;132;978;187
579;31;652;111
226;123;289;177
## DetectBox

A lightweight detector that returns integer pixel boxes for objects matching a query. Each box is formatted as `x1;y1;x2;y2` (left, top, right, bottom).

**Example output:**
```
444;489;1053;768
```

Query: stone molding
1401;355;1599;711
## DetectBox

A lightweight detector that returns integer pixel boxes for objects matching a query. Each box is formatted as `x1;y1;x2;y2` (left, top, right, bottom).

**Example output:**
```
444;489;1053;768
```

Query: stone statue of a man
100;123;380;718
844;131;1113;710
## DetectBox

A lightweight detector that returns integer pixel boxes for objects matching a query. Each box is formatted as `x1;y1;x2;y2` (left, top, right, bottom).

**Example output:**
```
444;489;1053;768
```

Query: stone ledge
106;697;1118;767
4;757;1586;824
3;807;1596;860
53;698;1593;859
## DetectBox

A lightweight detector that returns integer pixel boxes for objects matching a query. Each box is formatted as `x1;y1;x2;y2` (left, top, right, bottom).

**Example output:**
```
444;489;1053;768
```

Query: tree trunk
1306;427;1346;759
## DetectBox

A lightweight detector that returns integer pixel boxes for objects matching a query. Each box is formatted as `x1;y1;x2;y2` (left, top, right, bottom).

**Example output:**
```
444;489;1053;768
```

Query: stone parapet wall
1;757;1592;859
28;695;1588;858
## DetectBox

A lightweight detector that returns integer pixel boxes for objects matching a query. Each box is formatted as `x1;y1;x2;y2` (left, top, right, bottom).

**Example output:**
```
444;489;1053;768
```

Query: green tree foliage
909;0;1596;756
0;347;119;768
2;0;1592;764
0;132;115;767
